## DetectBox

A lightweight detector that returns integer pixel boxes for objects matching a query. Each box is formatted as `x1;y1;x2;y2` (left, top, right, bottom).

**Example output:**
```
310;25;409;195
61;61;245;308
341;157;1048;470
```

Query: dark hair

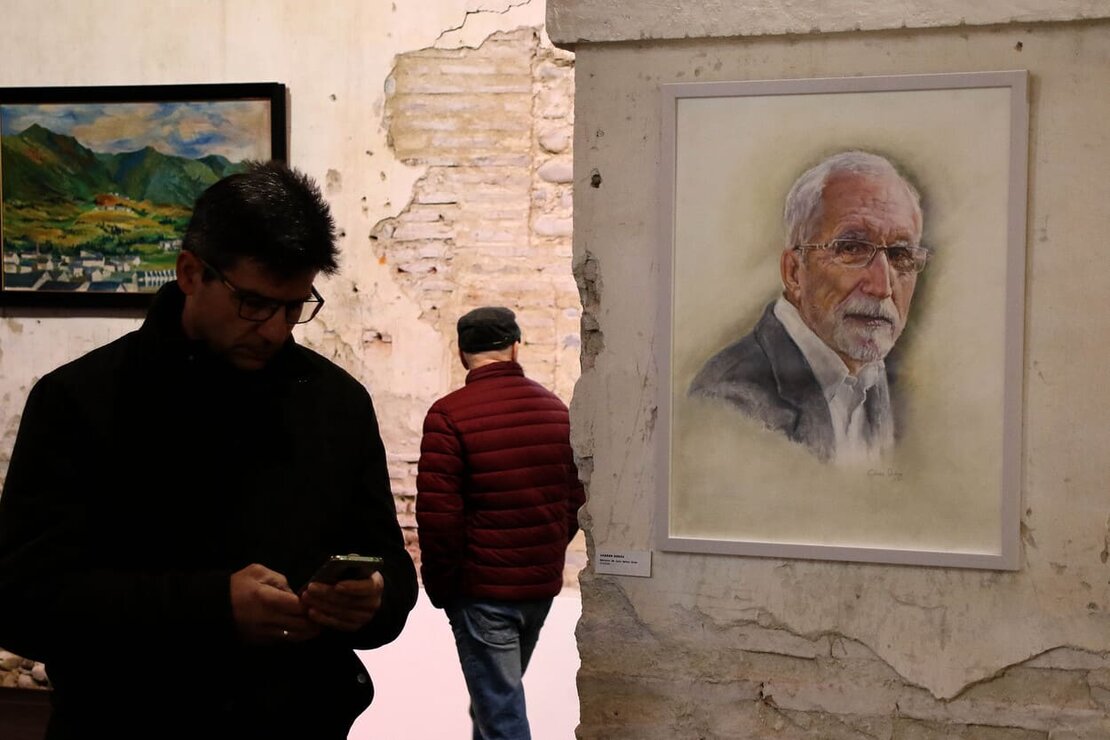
182;160;338;278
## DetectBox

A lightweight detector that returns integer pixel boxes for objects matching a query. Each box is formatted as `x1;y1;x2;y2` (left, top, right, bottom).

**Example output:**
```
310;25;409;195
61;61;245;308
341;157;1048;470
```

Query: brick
402;204;459;222
534;215;574;237
390;221;455;241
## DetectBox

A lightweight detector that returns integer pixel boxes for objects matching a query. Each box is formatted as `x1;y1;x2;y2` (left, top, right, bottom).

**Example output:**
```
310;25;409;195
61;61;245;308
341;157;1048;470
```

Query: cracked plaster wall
546;0;1110;46
560;3;1110;737
0;0;584;684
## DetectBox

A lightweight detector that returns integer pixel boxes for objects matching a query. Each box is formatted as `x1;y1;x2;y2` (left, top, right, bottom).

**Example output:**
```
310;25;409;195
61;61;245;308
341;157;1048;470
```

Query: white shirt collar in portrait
773;297;892;465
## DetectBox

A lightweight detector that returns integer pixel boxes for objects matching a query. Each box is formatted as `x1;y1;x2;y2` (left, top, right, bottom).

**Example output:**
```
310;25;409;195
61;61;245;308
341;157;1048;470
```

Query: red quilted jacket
415;361;585;608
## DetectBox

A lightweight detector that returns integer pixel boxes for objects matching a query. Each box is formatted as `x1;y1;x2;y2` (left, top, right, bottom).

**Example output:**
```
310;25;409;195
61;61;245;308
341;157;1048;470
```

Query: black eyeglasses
198;258;324;324
794;239;930;274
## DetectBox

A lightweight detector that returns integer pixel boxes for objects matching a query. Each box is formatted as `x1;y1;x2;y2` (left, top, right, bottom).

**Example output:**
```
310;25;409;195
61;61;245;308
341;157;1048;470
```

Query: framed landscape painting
0;82;287;308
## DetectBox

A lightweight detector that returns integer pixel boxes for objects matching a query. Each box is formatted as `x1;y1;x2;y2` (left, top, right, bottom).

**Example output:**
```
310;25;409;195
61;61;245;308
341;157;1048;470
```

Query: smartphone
308;554;383;585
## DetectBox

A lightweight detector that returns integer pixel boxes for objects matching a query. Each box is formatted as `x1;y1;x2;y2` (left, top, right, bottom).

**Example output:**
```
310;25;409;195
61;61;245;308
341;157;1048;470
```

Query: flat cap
457;306;521;353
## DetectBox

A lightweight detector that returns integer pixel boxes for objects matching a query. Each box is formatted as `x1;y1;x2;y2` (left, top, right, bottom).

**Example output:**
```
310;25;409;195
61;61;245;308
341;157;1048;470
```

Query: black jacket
0;282;417;739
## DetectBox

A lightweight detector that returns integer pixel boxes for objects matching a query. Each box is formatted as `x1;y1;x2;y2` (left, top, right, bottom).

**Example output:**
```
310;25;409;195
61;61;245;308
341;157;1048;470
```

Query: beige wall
548;0;1110;43
559;3;1110;737
0;0;583;686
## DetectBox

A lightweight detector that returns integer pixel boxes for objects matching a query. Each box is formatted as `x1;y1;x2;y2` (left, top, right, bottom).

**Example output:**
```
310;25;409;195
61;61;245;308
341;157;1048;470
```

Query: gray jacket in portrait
687;302;898;462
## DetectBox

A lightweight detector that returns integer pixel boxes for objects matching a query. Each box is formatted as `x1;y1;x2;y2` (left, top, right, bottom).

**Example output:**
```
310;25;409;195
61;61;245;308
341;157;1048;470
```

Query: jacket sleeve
414;406;467;608
0;374;235;662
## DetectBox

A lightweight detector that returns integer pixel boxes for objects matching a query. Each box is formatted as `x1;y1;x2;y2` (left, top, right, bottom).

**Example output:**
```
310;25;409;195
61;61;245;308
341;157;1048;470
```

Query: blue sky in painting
0;100;270;161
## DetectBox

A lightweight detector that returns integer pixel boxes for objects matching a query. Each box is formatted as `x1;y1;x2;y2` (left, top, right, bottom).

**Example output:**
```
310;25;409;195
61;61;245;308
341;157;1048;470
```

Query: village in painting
1;99;269;294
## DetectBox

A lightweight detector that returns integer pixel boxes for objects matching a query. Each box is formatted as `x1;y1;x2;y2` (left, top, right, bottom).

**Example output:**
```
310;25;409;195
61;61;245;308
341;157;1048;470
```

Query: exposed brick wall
374;28;583;582
0;25;582;691
375;28;578;403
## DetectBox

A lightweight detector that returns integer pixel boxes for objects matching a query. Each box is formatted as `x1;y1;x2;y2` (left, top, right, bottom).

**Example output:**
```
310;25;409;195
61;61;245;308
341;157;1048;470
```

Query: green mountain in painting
197;153;241;179
1;124;246;206
1;124;117;201
98;147;228;206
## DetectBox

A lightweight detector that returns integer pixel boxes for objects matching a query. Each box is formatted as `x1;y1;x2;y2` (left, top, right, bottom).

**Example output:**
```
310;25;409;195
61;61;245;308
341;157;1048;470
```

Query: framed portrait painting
657;71;1028;569
0;82;287;308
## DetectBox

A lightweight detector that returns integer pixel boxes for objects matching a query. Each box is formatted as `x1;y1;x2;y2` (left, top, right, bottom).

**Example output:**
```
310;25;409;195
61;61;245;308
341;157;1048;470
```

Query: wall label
595;549;652;577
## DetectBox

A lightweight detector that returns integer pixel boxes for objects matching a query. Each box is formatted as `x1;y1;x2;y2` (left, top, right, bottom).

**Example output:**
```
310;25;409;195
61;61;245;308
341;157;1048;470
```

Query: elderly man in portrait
689;150;930;465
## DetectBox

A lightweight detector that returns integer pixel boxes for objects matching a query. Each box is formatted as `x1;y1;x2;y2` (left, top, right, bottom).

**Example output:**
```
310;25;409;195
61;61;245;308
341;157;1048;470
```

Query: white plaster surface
548;0;1110;45
0;0;551;479
569;15;1110;706
0;0;585;720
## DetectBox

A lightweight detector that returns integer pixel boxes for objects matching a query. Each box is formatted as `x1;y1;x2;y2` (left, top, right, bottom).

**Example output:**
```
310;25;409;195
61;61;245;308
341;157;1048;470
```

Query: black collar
138;281;317;385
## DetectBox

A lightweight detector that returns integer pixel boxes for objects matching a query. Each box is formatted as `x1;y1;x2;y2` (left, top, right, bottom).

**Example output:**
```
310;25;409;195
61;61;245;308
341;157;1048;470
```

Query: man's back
416;306;583;740
416;360;583;608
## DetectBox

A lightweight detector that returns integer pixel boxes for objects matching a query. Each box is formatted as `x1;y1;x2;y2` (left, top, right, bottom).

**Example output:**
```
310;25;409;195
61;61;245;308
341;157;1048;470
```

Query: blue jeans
445;598;553;740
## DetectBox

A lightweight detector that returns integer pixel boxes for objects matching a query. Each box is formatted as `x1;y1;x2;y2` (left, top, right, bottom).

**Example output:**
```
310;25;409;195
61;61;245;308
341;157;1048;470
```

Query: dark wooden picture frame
0;82;287;309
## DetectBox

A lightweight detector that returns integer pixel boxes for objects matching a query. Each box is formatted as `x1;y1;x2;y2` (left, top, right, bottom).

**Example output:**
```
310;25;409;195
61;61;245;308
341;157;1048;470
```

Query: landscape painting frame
0;82;287;309
656;71;1028;570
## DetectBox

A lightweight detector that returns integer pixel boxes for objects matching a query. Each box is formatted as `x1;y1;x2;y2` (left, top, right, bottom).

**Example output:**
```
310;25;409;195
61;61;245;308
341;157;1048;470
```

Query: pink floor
352;589;582;739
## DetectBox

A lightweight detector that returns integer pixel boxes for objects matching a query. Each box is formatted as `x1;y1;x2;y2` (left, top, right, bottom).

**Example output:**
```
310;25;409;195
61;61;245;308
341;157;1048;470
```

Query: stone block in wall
400;202;458;223
535;87;572;119
450;166;532;194
390;219;455;242
537;159;574;184
535;59;569;80
533;215;573;238
538;128;571;153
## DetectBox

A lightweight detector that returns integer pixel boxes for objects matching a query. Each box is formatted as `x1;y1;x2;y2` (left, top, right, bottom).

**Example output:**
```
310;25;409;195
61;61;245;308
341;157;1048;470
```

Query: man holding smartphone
416;307;585;740
0;161;417;739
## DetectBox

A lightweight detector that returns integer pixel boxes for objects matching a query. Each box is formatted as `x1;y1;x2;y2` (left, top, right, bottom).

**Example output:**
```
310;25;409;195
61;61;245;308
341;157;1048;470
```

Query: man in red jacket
416;306;585;740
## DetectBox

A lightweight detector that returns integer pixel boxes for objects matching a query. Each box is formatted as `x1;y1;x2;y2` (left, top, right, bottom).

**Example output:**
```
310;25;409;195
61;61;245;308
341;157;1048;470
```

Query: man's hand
300;571;384;632
230;563;320;644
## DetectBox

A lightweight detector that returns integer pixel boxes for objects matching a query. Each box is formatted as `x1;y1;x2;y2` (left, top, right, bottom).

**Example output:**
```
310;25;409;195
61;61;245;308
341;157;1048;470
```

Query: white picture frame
657;71;1028;569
